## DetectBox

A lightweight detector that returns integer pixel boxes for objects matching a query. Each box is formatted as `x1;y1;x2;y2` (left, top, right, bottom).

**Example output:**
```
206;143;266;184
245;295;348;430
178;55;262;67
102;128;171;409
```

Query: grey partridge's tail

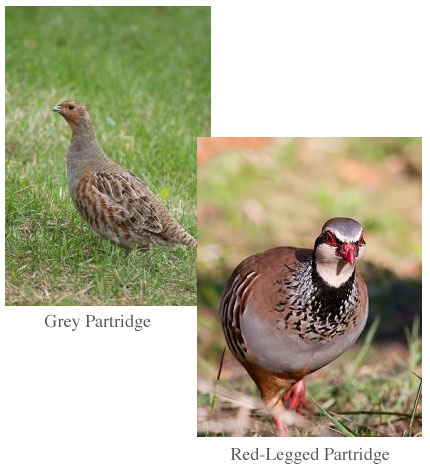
178;230;197;248
158;206;197;248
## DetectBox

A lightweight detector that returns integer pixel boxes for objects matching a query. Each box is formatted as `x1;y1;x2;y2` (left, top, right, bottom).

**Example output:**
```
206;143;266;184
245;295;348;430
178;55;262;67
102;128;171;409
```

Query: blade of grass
409;370;422;380
308;395;357;437
351;315;381;372
407;377;422;437
210;346;226;411
404;316;421;373
331;410;421;419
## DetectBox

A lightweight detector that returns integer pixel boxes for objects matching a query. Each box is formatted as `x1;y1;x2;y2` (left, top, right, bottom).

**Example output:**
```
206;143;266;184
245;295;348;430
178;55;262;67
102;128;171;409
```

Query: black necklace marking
273;257;359;342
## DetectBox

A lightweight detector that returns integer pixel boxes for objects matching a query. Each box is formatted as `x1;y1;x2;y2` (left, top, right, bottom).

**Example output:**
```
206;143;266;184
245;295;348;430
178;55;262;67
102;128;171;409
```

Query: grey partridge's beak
52;104;62;113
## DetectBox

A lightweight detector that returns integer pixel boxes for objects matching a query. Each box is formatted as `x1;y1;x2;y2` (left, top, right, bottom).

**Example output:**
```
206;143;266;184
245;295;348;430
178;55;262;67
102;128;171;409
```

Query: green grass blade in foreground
335;410;421;418
407;376;422;437
350;315;381;372
308;395;357;437
404;316;422;373
210;346;226;411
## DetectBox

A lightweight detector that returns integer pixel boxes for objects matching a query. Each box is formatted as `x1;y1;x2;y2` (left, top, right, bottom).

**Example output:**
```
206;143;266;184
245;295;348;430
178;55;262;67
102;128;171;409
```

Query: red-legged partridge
52;100;197;251
220;217;368;435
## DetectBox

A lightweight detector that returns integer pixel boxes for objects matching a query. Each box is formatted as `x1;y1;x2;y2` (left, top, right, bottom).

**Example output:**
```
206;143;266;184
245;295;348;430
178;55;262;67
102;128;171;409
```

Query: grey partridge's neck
66;119;110;186
70;119;98;151
68;119;108;167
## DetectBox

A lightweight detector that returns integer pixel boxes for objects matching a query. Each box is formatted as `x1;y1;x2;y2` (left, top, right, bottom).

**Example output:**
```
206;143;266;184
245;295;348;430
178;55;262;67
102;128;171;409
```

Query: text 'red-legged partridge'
220;217;368;435
52;100;197;251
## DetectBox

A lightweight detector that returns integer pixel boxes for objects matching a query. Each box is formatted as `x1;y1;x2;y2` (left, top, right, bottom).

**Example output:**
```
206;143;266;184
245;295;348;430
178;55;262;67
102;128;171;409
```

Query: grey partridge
52;100;197;251
220;217;368;435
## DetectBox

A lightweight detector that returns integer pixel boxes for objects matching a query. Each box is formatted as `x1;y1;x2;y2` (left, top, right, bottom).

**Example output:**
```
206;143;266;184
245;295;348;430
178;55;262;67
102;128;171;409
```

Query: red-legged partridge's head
52;100;90;134
314;217;365;288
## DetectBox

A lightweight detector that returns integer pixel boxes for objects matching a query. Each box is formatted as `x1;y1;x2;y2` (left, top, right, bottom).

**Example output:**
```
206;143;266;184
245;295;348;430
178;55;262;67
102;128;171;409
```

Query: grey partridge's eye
68;105;75;110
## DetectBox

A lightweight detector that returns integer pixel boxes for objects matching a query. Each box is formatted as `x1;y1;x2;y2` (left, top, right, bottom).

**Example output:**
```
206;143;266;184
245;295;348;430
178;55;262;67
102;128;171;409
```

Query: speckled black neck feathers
310;260;358;329
279;257;359;342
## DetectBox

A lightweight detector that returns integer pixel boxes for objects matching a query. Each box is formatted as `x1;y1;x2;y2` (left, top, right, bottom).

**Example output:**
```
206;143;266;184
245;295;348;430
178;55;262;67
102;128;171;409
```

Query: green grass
6;6;210;305
345;137;422;162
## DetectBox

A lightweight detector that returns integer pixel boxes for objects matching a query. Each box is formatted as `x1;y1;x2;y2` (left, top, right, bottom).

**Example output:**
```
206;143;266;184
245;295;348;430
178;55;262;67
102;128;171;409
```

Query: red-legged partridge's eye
325;231;337;246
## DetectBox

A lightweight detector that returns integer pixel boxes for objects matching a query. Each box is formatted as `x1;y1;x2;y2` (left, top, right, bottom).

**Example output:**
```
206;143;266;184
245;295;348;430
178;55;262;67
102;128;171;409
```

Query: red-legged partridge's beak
52;104;62;113
340;243;356;265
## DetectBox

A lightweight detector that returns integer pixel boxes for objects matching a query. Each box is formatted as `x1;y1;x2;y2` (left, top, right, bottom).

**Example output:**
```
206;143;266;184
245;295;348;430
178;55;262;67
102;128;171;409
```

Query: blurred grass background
197;137;422;436
5;6;210;305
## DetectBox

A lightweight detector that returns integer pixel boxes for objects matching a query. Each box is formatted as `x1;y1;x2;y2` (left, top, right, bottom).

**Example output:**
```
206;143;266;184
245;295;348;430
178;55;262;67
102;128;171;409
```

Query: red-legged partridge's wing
221;269;260;362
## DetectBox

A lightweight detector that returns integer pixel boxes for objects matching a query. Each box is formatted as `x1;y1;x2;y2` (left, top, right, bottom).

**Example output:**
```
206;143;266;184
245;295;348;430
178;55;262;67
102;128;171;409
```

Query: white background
1;0;428;468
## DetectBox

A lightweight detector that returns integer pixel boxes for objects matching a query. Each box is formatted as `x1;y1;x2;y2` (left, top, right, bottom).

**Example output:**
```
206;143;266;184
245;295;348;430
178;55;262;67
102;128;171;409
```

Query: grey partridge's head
52;100;90;134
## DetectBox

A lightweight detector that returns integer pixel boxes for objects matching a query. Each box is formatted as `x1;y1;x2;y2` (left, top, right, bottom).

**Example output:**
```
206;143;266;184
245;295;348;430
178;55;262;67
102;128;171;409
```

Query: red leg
267;398;290;436
272;416;288;436
282;379;306;413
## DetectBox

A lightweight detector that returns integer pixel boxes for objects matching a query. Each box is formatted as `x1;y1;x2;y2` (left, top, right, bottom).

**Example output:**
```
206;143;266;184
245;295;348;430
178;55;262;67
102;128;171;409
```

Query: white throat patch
314;243;356;287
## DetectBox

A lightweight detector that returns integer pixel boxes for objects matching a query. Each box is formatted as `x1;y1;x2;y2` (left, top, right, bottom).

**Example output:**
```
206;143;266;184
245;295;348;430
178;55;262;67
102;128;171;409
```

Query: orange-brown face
52;100;89;133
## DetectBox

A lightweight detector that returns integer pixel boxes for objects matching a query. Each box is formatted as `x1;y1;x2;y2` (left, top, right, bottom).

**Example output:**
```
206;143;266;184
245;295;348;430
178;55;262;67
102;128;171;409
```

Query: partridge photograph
197;137;422;437
5;6;210;305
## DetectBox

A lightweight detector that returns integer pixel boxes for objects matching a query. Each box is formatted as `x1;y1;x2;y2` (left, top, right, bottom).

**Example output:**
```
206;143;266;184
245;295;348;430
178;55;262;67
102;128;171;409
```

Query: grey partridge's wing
92;171;163;235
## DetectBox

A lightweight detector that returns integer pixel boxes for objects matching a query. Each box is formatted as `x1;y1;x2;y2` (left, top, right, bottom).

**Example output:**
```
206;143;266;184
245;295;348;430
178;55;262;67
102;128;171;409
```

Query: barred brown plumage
52;100;196;251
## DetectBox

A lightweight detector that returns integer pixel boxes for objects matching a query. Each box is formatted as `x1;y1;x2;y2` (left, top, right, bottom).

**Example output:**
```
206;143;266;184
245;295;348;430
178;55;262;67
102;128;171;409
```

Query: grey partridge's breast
221;247;368;376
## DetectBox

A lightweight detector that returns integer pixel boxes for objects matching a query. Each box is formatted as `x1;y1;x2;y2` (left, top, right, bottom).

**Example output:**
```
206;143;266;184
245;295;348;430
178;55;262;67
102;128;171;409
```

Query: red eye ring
358;233;365;246
325;231;337;246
